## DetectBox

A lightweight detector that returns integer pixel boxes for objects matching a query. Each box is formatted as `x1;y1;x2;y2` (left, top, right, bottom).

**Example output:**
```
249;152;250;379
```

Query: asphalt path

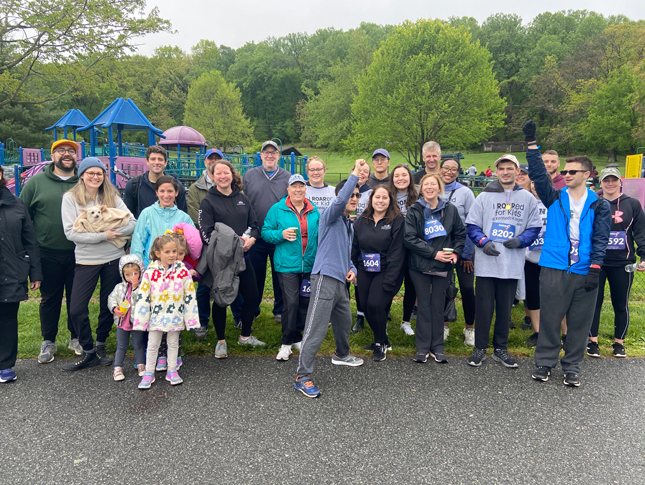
1;354;644;484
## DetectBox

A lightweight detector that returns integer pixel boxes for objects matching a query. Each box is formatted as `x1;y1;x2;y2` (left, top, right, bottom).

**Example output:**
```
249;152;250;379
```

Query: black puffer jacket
0;187;42;302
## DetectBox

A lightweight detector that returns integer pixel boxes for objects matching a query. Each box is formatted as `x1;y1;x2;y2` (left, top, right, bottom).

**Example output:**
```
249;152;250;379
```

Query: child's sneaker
138;372;155;389
137;364;146;377
155;356;167;372
176;356;182;370
166;370;183;386
113;367;125;381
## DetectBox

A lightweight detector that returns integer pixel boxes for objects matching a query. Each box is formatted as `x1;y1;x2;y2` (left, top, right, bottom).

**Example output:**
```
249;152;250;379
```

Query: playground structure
1;99;308;195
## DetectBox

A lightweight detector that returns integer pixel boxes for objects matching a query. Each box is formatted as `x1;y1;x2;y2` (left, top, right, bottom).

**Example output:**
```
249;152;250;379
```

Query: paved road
1;355;644;484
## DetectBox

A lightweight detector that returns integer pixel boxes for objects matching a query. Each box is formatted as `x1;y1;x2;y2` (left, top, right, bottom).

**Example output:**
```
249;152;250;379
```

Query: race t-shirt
306;184;336;215
569;191;587;242
356;189;372;217
526;199;547;264
396;192;409;215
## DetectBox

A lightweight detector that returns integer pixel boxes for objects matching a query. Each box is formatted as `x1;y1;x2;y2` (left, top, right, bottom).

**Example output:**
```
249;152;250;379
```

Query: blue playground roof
46;109;93;131
77;98;164;137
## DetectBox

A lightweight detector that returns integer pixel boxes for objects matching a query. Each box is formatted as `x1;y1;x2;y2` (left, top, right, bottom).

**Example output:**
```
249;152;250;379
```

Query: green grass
297;147;628;184
17;278;645;360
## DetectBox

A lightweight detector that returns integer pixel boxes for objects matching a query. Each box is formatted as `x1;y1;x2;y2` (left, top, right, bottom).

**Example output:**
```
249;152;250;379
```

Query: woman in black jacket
198;160;264;359
404;173;466;364
0;165;42;382
351;185;405;361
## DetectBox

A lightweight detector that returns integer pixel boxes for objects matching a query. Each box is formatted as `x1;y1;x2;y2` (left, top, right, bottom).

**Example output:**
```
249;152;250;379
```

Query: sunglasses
349;193;361;199
560;170;588;176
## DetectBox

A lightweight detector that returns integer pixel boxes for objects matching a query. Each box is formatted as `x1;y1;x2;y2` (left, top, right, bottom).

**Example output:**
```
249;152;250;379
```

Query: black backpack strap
131;175;140;215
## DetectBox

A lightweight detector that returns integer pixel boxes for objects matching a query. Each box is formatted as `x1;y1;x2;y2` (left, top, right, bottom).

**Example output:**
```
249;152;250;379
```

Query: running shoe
413;352;428;363
294;378;321;398
238;335;266;347
430;352;448;364
525;332;539;348
443;326;450;341
492;348;519;368
373;344;386;362
214;341;228;359
467;348;487;367
401;322;415;336
352;315;365;333
612;342;626;358
531;366;551;382
166;370;183;386
331;353;364;367
463;328;475;347
0;369;17;383
276;344;292;361
68;338;83;355
563;372;580;387
38;340;57;364
586;341;600;358
138;372;155;389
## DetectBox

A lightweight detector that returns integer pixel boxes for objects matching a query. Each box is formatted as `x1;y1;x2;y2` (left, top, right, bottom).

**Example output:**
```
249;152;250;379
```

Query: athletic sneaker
276;344;292;361
413;352;428;363
214;341;228;359
113;367;125;381
0;369;17;383
291;341;302;352
68;338;82;355
430;352;448;364
612;342;626;358
331;353;364;367
443;326;450;341
137;364;146;377
156;355;167;371
62;352;100;371
467;348;487;367
38;340;57;364
166;370;183;385
364;343;392;351
508;318;516;329
463;328;475;347
522;316;532;330
492;348;519;368
176;357;182;370
194;327;207;339
563;372;580;387
352;315;365;333
95;344;113;366
586;341;600;358
295;378;321;398
138;372;155;389
531;366;551;382
373;344;386;362
410;306;418;321
526;332;539;348
238;335;266;347
401;322;415;336
234;319;242;330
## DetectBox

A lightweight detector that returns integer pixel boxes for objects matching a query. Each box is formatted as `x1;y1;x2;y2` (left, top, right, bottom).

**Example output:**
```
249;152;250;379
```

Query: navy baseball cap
372;148;390;159
204;149;224;160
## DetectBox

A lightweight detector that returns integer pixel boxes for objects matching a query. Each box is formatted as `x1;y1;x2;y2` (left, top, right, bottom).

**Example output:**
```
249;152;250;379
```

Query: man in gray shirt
242;141;290;320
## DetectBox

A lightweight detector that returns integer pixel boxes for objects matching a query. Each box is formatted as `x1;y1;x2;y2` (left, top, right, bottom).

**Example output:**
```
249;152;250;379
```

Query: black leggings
402;266;417;322
0;302;20;369
524;261;541;311
456;261;476;326
590;265;633;340
357;268;397;345
474;277;517;350
212;262;260;340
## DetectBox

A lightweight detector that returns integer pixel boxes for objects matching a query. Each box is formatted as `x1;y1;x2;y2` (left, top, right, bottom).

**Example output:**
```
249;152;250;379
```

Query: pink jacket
173;222;203;259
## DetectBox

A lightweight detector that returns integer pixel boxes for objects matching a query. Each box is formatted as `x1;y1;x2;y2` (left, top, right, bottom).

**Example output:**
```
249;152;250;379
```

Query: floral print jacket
132;260;200;332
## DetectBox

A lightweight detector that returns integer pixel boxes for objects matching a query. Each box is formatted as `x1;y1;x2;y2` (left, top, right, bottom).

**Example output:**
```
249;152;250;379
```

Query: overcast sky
135;0;645;55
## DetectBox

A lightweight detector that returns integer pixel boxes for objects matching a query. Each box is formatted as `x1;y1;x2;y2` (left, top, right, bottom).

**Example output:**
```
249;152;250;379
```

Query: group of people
0;121;642;398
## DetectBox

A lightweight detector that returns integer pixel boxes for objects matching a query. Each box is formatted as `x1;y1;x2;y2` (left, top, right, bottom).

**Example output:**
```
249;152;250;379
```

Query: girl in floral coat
133;234;199;389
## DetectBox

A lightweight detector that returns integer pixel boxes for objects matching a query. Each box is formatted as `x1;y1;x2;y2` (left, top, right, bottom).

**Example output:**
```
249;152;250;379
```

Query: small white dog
73;205;131;248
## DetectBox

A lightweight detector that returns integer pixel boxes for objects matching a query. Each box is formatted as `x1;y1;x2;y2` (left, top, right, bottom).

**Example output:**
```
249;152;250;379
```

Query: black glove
503;237;522;249
584;267;601;292
482;241;500;257
522;120;536;143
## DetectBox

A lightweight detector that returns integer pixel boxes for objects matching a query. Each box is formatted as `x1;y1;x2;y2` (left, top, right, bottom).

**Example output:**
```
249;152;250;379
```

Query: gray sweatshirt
243;166;290;230
465;182;542;280
306;183;336;214
62;192;136;264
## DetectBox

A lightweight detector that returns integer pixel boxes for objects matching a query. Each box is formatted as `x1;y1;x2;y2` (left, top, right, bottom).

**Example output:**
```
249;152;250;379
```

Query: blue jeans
114;328;147;368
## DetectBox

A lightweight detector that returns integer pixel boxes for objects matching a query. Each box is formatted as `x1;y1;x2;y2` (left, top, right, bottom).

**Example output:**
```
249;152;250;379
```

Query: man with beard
20;140;82;363
543;150;565;190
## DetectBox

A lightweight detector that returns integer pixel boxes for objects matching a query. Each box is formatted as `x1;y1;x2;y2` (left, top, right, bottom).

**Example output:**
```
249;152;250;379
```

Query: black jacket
351;214;405;293
124;171;187;218
602;194;645;267
0;187;43;302
198;187;259;245
404;198;466;274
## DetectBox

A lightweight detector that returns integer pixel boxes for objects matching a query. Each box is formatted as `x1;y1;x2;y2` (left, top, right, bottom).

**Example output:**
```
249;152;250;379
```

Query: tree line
2;3;644;166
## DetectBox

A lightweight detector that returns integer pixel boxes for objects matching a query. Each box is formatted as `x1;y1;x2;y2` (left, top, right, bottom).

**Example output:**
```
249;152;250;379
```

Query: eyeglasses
54;148;77;155
349;193;361;199
84;171;104;178
308;167;325;172
262;150;279;156
441;167;459;174
560;170;587;176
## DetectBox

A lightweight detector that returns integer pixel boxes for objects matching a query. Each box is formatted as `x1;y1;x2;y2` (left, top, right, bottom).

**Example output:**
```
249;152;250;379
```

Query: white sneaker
291;341;302;351
401;322;415;336
238;335;266;347
444;326;450;341
463;327;475;347
276;344;292;361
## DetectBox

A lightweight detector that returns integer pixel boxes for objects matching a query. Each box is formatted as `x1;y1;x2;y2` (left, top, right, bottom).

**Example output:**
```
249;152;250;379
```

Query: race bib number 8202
490;222;516;242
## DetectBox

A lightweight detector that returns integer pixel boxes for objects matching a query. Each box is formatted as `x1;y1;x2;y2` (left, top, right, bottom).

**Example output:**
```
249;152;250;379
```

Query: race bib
607;231;626;250
529;231;545;251
570;239;580;263
490;222;516;242
424;219;447;240
362;253;381;272
300;279;311;297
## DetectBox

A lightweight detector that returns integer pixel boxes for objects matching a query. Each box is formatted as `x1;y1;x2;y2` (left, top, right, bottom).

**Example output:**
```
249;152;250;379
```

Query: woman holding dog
61;158;136;371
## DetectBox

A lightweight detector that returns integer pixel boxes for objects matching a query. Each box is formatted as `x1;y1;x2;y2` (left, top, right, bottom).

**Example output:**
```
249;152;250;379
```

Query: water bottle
242;227;252;238
625;262;642;273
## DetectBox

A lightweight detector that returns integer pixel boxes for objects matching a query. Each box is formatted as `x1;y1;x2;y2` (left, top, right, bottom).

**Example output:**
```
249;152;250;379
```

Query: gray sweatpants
296;274;352;378
535;267;598;374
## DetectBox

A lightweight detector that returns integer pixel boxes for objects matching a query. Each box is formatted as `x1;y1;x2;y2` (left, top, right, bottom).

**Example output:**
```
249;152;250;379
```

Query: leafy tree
346;19;505;167
0;0;171;106
183;71;254;149
478;13;528;81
